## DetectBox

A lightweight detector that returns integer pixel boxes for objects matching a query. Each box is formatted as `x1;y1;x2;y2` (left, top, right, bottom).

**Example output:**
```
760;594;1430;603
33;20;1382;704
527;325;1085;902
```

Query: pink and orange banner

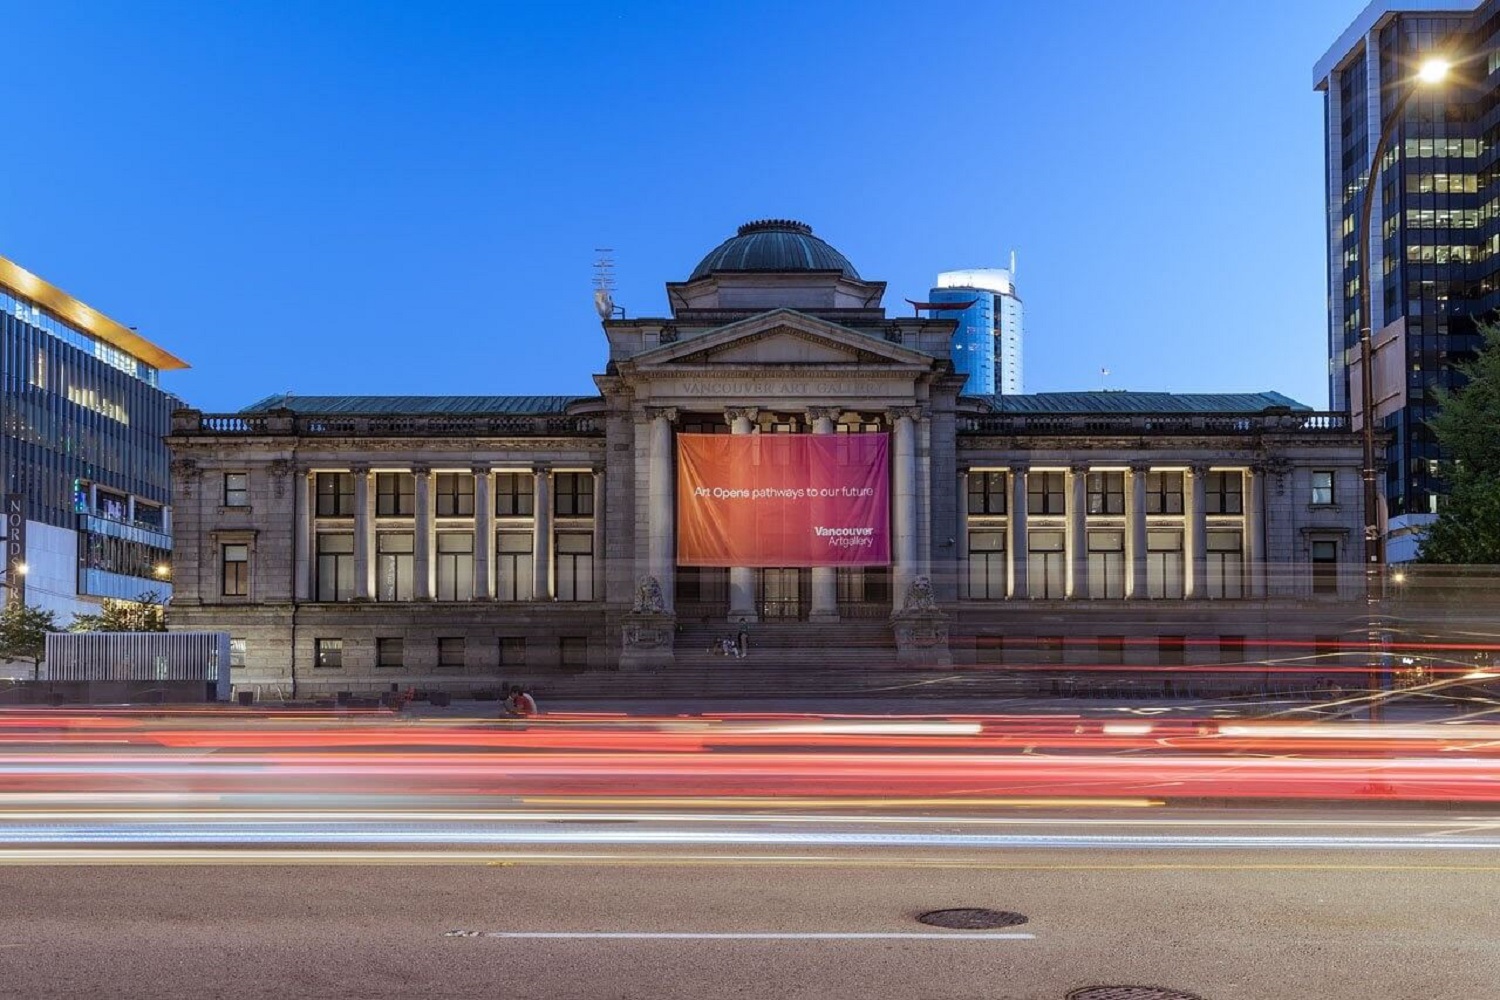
676;433;890;567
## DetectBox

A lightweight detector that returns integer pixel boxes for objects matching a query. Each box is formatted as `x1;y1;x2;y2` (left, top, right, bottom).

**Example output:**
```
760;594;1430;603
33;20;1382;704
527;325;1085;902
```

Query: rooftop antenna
1009;249;1017;279
593;248;625;320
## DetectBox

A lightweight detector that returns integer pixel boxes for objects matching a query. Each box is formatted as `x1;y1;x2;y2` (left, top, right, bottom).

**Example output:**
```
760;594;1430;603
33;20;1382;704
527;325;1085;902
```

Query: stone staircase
609;620;1022;699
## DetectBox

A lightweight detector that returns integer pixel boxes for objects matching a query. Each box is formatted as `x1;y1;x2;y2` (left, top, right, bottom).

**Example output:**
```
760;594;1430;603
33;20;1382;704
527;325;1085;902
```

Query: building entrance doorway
758;568;807;620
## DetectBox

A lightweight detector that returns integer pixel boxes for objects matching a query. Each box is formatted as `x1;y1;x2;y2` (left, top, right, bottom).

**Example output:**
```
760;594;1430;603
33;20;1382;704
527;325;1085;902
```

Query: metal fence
43;631;231;699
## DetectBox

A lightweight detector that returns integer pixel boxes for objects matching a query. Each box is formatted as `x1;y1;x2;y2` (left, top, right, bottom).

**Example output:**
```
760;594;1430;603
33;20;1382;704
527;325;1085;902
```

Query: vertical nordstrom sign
3;495;24;606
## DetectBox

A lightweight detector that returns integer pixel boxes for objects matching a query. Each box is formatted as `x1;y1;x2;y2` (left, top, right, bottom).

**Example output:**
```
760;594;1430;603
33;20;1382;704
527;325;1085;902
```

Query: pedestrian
510;686;539;717
736;627;749;660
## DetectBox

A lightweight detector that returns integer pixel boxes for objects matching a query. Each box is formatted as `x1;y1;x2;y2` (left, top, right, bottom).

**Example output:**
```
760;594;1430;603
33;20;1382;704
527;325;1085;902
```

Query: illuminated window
314;638;343;669
1146;530;1184;599
316;473;356;517
435;473;474;517
1145;472;1184;515
555;532;594;601
229;638;246;669
223;473;249;507
554;472;595;516
496;473;534;516
967;471;1008;515
375;533;414;602
1027;530;1066;599
1206;530;1244;599
1087;472;1125;514
376;473;415;516
1311;471;1335;505
221;544;249;597
497;533;533;602
315;533;355;601
1204;471;1242;515
1312;540;1339;594
1087;530;1126;599
1026;472;1065;515
435;532;474;601
967;530;1006;599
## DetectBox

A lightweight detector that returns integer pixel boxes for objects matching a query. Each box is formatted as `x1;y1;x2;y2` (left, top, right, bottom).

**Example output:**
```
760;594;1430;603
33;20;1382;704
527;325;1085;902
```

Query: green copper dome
689;220;860;280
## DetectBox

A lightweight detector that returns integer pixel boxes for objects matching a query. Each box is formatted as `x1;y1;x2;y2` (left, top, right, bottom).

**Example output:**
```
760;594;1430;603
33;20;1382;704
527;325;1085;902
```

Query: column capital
723;406;759;424
1188;460;1213;477
647;406;680;423
804;406;841;424
1008;462;1029;476
531;464;553;477
470;464;491;478
1128;460;1153;475
1069;462;1091;476
888;405;924;423
350;463;371;476
411;463;432;477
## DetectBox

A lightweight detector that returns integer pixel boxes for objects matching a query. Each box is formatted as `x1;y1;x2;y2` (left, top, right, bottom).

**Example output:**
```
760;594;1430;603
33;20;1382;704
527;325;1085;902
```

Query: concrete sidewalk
401;693;1496;722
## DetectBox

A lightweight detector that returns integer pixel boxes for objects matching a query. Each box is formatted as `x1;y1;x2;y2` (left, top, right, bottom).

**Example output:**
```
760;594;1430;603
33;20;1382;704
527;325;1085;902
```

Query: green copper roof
982;391;1311;414
690;220;859;281
242;394;590;415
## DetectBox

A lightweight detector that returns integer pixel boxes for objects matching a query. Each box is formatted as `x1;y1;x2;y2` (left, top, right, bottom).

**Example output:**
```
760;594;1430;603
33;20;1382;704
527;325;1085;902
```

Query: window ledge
218;505;252;515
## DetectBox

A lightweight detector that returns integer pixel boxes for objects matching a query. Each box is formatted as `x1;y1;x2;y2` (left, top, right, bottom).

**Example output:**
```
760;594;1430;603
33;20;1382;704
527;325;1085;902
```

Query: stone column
472;466;493;599
1187;462;1209;599
807;406;840;622
725;407;758;621
648;407;678;612
532;466;553;601
294;471;313;601
1247;466;1266;598
413;465;432;600
1068;463;1089;599
591;468;605;602
891;407;920;610
1008;465;1028;599
956;469;970;600
1127;461;1150;599
352;465;372;600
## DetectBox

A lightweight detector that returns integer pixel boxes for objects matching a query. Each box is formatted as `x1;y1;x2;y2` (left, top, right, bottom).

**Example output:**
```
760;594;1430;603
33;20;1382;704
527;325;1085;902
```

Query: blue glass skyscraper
925;265;1024;396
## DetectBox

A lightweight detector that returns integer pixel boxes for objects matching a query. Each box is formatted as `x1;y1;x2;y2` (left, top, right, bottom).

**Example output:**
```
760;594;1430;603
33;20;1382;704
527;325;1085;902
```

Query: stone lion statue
632;575;667;614
902;574;938;612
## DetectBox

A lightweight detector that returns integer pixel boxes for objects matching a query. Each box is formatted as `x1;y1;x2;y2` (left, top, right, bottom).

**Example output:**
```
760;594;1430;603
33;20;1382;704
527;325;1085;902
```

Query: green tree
1419;323;1500;563
0;603;61;680
69;591;167;633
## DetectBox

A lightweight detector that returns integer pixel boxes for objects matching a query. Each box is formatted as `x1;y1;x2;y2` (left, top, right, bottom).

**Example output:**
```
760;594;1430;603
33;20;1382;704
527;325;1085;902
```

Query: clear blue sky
2;1;1367;412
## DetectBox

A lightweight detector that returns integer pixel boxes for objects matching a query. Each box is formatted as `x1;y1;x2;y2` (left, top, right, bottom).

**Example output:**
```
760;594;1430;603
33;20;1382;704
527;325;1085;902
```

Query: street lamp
1355;54;1451;720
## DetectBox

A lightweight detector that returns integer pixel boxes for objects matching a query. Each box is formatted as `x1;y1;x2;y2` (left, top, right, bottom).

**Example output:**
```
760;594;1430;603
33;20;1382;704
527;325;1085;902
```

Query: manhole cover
917;908;1027;929
1067;988;1207;1000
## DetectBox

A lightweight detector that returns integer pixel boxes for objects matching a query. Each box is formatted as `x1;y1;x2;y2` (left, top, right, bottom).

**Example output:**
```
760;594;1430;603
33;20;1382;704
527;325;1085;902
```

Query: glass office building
1314;0;1500;559
926;267;1024;397
0;255;188;617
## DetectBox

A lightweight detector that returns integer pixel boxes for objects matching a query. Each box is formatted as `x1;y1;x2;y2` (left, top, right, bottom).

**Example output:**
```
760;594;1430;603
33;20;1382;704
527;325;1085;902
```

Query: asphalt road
1;824;1497;1000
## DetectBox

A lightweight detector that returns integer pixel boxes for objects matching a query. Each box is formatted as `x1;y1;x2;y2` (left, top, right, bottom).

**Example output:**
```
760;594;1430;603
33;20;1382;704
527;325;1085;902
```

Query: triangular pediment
628;308;935;370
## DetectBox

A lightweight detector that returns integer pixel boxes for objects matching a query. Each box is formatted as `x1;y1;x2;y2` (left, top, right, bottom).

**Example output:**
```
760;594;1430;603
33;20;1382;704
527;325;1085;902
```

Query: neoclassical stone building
167;220;1368;697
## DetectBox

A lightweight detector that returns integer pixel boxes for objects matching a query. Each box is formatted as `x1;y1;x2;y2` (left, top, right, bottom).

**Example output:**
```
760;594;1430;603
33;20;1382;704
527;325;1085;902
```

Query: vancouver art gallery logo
676;435;890;567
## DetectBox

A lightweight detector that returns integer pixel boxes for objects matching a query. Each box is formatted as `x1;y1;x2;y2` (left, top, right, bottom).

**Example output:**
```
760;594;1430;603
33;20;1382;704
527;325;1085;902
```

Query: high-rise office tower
925;260;1024;396
1;255;188;618
1314;0;1496;560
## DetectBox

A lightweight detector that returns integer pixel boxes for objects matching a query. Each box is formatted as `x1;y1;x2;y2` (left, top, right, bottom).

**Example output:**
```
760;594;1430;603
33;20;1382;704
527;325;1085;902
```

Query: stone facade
166;222;1370;698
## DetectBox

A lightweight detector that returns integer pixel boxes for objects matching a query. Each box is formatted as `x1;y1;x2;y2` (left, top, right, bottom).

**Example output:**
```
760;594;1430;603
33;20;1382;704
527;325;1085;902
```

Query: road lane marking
447;931;1036;941
2;849;1500;870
